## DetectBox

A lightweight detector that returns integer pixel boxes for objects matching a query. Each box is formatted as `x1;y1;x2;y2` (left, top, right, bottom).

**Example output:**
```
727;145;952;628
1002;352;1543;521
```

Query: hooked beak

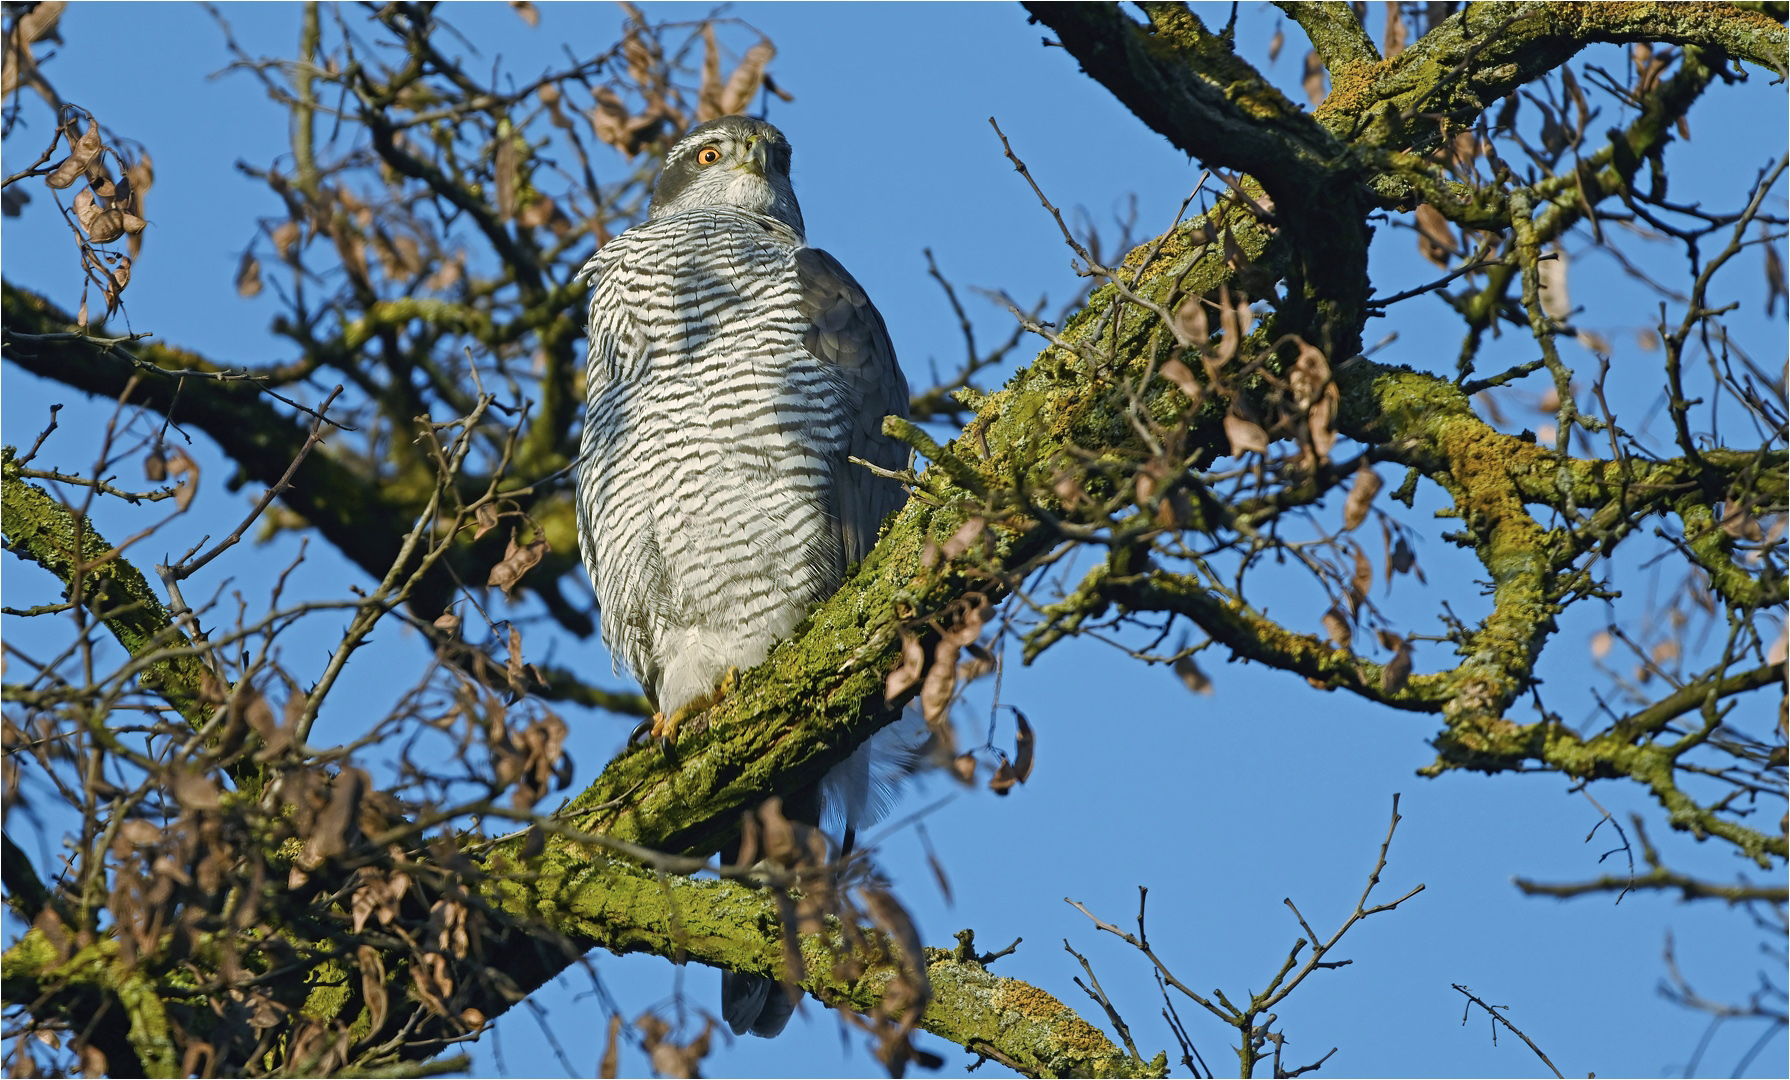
741;136;771;178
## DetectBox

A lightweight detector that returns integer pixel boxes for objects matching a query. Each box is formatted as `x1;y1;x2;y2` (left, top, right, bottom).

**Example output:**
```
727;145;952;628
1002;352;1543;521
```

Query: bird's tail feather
721;971;795;1037
723;706;928;1038
819;704;929;837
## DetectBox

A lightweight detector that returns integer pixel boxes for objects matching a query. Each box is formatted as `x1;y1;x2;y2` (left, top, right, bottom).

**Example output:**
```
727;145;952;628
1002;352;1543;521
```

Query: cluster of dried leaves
0;363;597;1075
2;98;151;326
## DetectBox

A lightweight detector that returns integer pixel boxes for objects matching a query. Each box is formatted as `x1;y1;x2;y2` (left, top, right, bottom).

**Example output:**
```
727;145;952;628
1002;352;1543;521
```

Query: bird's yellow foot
646;668;740;749
651;707;683;743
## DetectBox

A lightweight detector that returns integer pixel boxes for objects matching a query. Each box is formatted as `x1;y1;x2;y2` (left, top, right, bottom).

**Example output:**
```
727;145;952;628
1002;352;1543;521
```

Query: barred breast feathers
575;207;908;715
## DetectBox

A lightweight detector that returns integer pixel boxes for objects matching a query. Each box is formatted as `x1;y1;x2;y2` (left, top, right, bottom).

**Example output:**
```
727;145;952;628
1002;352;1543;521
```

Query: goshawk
575;115;913;1037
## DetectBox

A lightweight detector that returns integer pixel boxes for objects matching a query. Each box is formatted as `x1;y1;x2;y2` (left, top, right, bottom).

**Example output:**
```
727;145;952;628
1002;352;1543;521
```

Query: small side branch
1452;983;1565;1078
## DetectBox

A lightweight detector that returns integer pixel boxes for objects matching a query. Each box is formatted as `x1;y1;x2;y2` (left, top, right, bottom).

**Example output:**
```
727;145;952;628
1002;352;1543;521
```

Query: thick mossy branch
0;934;171;1077
1;452;214;730
1274;1;1381;78
4;849;1157;1078
1036;2;1785;226
486;851;1160;1077
1029;4;1348;197
1315;2;1786;147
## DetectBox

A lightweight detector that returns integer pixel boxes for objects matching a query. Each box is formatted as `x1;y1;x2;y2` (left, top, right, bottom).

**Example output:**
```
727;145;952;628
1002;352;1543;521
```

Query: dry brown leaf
46;119;102;189
1134;470;1157;507
600;1013;623;1079
1414;203;1457;267
505;624;529;699
958;642;996;682
720;41;776;117
493;134;519;223
695;24;724;122
334;227;371;288
1268;24;1285;64
235;250;262;297
1384;4;1408;57
1224;410;1269;456
1590;630;1612;659
1173;654;1213;694
1159;357;1202;403
506;0;538;26
939;516;985;562
1348;543;1372;616
1381;637;1413;693
517;194;555;229
172;769;221;810
987;760;1017;796
1719;502;1764;542
1011;709;1033;783
433;612;462;638
1577;329;1612;355
941;593;990;648
1390;536;1415;576
1171;296;1209;348
1764;225;1785;317
164;447;199;512
117;819;161;848
645;1017;712;1079
1323;607;1353;650
1302;50;1326;106
488;526;548;599
472;502;501;541
920;637;958;727
1343;462;1381;530
951;753;976;783
1538;106;1565;157
587;86;634;153
1290;341;1338;462
884;631;924;701
358;945;388;1039
300;767;366;868
1211;286;1249;369
86;207;125;243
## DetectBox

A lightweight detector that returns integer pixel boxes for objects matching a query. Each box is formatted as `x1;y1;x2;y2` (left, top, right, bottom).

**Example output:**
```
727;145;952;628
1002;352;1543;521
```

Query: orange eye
696;146;722;166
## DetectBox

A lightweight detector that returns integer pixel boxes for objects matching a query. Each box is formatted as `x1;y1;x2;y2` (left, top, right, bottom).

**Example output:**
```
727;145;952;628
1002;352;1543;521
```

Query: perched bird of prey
575;115;915;1037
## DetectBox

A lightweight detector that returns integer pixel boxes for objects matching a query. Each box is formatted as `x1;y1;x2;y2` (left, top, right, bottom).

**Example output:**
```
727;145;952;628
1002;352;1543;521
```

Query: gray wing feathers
793;246;912;566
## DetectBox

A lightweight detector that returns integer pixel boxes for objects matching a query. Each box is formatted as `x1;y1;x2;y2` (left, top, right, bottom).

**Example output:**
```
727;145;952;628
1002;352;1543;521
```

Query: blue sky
3;4;1785;1078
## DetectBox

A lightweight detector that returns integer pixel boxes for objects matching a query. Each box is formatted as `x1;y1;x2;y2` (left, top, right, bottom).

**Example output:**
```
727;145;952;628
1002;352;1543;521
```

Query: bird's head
648;115;804;234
